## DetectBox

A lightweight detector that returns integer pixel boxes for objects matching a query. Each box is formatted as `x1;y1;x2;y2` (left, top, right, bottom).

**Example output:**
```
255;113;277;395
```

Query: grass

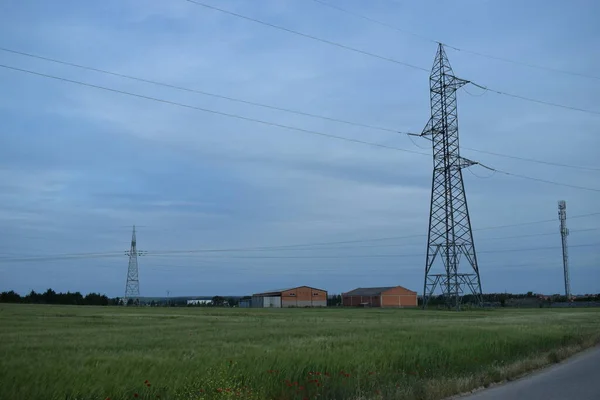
1;305;599;400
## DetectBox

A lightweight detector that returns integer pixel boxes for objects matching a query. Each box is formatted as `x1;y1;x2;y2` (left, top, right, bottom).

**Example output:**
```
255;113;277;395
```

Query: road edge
445;340;600;399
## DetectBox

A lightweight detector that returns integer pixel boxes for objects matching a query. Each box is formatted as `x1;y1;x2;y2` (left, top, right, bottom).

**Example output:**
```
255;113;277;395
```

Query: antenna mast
558;201;571;299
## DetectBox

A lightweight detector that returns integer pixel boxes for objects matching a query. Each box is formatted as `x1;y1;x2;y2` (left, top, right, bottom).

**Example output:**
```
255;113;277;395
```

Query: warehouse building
251;286;327;308
342;286;417;308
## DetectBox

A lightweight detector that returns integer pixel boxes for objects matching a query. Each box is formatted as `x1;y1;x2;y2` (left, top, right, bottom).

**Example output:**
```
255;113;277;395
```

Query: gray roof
343;286;414;296
253;286;326;296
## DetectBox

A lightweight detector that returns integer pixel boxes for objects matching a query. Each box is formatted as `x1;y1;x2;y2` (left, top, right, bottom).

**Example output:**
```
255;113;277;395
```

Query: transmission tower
124;225;143;305
558;200;571;299
416;44;483;310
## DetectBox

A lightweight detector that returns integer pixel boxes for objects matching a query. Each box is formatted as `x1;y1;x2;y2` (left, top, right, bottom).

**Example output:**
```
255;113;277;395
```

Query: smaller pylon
558;201;571;300
124;225;145;305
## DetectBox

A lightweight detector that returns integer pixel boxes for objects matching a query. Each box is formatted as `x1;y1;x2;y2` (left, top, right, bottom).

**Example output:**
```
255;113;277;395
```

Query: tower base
423;273;482;310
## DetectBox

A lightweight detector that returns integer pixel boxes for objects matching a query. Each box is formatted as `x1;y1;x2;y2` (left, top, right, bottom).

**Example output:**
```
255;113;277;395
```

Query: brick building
251;286;327;308
342;286;417;308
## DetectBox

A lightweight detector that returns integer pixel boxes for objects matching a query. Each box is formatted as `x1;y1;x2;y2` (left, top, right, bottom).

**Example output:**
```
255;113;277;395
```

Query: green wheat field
1;305;599;400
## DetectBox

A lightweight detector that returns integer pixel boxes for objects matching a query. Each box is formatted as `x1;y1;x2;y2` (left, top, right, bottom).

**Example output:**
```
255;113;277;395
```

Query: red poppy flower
134;395;139;398
147;384;151;387
144;380;149;384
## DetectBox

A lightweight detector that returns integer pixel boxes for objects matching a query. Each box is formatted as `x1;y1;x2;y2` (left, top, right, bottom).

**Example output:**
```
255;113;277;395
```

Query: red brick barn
251;286;327;308
342;286;417;308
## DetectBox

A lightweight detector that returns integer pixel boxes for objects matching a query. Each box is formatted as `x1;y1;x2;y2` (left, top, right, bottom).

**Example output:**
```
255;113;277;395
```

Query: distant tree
327;294;342;306
226;297;238;307
0;290;21;303
211;296;225;306
499;295;506;307
43;288;57;304
84;293;109;306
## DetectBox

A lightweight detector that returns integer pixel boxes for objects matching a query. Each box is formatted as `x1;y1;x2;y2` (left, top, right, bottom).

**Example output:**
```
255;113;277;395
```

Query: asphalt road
458;346;600;400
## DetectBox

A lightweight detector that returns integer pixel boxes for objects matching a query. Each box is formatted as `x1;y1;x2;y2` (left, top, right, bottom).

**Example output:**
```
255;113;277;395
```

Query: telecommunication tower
558;201;571;299
415;44;483;310
124;225;144;305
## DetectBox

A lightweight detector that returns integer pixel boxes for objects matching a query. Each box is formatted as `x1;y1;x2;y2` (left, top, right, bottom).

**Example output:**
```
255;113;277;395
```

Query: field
1;305;600;400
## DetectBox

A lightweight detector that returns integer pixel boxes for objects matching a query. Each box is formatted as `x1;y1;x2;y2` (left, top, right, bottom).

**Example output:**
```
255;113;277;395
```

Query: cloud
0;0;598;297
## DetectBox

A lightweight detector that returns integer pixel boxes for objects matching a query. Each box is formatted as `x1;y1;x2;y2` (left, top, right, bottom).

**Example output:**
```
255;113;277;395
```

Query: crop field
1;305;599;400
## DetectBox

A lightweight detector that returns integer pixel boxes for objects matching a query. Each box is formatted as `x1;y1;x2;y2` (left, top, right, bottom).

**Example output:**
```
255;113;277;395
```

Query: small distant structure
239;299;251;308
251;286;327;308
187;299;212;306
342;286;418;308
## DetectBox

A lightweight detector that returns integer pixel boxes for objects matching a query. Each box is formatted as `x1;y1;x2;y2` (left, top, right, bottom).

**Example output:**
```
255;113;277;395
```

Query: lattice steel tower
418;44;482;309
124;225;140;305
558;200;571;299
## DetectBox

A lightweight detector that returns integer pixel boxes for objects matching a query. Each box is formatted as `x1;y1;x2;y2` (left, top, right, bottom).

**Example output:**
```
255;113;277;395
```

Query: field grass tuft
0;305;599;400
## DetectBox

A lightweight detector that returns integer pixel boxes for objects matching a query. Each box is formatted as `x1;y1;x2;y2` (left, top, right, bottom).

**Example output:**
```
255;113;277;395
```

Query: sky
0;0;598;298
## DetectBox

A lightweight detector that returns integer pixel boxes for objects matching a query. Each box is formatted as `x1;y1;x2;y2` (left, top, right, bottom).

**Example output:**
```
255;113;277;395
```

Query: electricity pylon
558;200;571;299
415;44;483;310
124;225;146;305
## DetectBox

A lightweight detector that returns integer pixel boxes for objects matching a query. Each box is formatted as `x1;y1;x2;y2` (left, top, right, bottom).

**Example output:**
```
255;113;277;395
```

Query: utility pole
124;225;146;305
415;44;483;310
558;201;571;300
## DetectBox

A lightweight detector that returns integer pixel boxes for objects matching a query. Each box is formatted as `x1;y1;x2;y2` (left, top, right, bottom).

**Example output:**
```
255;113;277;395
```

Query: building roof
253;286;327;296
343;286;416;296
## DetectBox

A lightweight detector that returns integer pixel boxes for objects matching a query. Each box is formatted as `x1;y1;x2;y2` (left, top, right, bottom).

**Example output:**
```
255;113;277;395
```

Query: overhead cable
181;0;600;115
3;47;598;172
182;0;428;72
310;0;600;81
0;63;428;156
0;47;411;135
1;64;599;192
1;217;598;263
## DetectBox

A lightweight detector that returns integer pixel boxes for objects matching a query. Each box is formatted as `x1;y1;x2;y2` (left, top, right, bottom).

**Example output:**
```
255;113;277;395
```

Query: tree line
2;289;597;307
0;289;116;306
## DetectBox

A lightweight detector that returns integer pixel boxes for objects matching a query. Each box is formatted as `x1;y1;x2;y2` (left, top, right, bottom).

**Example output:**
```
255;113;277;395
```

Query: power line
181;0;600;116
5;243;596;262
2;215;598;263
0;63;428;157
469;82;600;116
461;146;600;172
143;228;600;256
141;243;600;259
0;47;410;135
310;0;600;81
4;63;600;194
481;165;600;193
3;47;598;173
182;0;428;72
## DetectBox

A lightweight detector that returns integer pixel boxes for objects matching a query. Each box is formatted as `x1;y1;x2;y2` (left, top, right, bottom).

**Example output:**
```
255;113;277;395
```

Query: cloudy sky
0;0;598;298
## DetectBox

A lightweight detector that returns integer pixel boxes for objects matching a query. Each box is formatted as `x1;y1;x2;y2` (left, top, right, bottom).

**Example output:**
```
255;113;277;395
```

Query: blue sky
0;0;598;297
